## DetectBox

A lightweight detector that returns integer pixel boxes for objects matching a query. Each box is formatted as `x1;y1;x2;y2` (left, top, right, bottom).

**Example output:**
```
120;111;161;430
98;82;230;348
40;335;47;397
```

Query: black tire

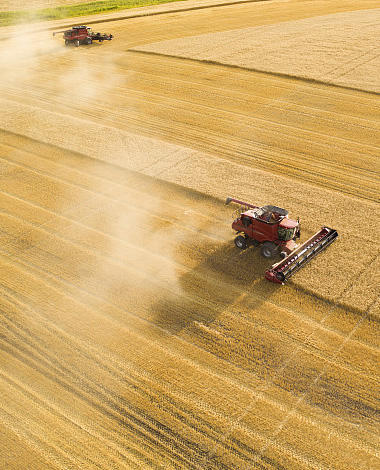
65;39;70;46
235;235;247;250
85;37;92;45
260;242;277;259
280;251;287;259
75;40;80;47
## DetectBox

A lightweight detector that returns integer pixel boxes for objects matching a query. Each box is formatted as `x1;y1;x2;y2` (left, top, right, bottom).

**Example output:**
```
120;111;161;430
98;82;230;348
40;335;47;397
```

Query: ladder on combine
265;227;338;284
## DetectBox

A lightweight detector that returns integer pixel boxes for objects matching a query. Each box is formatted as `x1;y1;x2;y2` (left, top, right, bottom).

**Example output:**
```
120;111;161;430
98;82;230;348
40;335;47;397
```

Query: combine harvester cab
265;226;339;284
226;196;301;258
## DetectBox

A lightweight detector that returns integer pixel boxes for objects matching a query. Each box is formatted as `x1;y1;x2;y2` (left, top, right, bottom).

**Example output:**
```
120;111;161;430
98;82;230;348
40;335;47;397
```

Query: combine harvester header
226;197;338;285
265;226;338;284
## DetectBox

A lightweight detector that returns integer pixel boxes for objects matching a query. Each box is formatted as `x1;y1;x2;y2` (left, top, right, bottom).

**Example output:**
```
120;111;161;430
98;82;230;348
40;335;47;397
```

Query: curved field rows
0;0;379;469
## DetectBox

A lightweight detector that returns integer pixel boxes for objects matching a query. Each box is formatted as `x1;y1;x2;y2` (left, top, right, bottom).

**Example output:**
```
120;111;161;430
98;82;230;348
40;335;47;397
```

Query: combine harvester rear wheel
265;226;339;284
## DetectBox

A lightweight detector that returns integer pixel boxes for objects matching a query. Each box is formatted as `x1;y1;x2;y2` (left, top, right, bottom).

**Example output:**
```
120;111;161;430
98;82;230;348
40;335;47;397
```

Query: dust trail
69;181;186;305
0;23;62;72
0;10;187;314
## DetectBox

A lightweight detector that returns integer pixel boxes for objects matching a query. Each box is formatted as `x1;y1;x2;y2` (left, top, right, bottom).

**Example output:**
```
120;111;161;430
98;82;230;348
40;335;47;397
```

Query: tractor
226;197;338;284
53;26;114;47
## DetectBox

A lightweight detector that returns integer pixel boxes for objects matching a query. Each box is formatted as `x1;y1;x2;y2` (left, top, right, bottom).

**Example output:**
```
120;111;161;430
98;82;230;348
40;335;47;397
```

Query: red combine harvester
53;26;113;47
226;197;338;284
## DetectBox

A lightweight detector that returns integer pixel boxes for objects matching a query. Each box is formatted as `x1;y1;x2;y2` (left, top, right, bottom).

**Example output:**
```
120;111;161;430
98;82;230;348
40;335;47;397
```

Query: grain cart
53;26;114;47
226;197;338;284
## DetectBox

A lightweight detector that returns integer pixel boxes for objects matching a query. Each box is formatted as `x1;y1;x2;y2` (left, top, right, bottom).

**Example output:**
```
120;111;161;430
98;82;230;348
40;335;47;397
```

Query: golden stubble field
0;0;379;469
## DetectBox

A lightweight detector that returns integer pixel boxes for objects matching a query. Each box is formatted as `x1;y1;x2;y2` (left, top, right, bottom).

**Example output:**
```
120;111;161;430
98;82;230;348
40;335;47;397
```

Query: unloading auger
226;197;339;285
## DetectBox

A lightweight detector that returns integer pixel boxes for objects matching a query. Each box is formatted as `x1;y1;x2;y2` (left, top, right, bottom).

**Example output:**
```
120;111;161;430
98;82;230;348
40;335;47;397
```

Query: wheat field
0;0;379;469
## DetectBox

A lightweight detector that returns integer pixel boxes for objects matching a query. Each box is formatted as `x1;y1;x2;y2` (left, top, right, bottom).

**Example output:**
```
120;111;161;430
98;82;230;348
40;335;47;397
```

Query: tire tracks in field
3;52;380;204
1;148;379;370
252;291;380;470
0;277;296;470
204;249;380;469
0;185;380;468
20;54;380;151
5;80;379;204
0;288;224;469
0;346;185;469
1;258;378;470
0;134;229;227
1;182;379;362
6;90;375;203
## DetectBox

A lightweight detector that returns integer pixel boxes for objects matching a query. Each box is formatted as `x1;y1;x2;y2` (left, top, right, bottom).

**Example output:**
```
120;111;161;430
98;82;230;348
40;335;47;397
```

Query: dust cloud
70;186;186;312
0;14;187;321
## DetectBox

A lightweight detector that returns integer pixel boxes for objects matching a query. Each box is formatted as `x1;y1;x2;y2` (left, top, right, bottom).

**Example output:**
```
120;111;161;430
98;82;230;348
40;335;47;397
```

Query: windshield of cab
278;226;296;241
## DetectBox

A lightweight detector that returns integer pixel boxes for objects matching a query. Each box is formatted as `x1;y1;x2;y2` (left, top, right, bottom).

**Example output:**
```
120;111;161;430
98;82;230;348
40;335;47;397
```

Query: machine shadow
152;240;280;335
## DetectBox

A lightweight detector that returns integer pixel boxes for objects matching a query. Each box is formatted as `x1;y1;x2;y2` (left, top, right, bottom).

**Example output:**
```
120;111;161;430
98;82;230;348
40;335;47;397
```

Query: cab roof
279;218;298;228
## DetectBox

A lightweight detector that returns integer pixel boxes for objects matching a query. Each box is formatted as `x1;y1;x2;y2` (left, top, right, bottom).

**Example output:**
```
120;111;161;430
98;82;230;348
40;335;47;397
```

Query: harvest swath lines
206;251;380;465
2;52;380;203
1;253;378;470
0;300;192;468
2;198;379;385
1;190;376;367
1;1;380;468
254;293;380;466
1;131;379;468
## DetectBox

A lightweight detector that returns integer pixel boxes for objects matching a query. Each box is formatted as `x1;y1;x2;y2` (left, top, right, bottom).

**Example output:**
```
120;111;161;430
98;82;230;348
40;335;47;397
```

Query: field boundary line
129;49;380;98
122;52;380;109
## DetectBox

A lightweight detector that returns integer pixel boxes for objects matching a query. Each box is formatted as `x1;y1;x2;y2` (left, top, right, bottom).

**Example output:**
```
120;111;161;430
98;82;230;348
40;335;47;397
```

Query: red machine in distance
53;26;114;47
226;197;338;284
